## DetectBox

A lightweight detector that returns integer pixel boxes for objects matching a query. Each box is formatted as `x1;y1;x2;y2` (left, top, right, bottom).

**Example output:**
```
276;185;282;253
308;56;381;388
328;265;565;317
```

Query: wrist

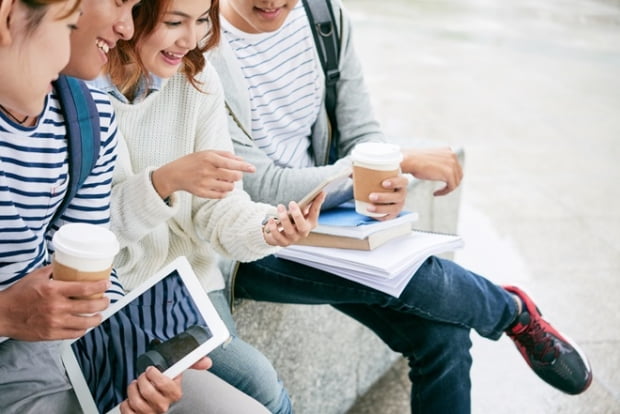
261;214;273;236
400;150;416;175
149;170;172;206
0;291;12;338
261;214;281;245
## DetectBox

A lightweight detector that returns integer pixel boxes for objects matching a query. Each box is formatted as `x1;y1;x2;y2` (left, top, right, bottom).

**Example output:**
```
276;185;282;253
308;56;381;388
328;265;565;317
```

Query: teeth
96;39;110;54
163;51;184;59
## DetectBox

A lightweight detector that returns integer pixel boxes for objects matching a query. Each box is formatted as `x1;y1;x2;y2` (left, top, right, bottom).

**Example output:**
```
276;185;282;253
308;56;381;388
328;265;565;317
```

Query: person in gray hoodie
207;0;593;412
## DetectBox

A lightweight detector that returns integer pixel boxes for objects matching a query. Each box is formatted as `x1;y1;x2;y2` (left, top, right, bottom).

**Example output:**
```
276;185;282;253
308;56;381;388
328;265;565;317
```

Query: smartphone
297;167;352;210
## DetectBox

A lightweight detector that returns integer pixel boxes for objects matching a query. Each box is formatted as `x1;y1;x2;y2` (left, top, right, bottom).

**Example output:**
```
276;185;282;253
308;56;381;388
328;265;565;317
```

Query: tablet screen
62;257;229;414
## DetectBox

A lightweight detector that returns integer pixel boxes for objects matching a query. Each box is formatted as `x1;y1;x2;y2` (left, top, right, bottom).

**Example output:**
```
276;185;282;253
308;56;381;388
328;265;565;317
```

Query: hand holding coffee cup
52;223;119;299
351;142;403;217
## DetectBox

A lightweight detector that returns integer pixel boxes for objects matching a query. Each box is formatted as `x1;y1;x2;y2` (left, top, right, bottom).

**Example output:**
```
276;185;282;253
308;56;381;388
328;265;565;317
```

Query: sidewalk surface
345;0;620;413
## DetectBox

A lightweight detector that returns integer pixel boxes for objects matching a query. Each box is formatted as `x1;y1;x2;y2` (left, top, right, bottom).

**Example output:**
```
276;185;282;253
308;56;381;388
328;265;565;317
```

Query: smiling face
0;0;81;116
63;0;140;80
137;0;211;79
220;0;298;33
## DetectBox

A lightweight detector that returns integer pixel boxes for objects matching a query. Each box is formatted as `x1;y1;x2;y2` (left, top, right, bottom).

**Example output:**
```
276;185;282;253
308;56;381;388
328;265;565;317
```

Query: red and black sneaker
504;285;593;395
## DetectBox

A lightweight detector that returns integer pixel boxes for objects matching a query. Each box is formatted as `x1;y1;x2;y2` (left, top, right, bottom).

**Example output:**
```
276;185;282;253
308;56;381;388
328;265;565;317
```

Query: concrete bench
234;144;464;413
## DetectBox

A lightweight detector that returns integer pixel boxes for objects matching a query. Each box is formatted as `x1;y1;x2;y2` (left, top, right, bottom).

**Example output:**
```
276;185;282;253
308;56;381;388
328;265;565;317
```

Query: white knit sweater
109;63;278;293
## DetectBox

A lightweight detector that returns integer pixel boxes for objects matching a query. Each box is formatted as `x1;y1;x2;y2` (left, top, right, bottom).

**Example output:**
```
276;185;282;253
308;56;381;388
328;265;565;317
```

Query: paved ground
345;0;620;412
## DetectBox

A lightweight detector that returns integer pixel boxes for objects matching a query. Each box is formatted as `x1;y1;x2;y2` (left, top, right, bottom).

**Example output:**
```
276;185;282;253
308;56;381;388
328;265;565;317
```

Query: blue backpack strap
302;0;341;164
50;75;101;226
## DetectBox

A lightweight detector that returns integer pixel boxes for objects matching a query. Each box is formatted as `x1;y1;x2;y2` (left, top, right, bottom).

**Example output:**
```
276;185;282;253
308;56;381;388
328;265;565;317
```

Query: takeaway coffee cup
351;142;403;217
52;223;119;298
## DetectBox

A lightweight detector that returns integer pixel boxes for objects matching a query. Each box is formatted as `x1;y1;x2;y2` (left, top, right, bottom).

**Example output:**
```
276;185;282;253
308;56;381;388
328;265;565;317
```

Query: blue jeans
206;290;292;414
234;255;519;414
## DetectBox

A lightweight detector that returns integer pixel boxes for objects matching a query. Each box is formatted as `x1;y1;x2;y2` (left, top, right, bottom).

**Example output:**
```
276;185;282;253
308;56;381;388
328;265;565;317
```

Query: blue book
313;202;418;239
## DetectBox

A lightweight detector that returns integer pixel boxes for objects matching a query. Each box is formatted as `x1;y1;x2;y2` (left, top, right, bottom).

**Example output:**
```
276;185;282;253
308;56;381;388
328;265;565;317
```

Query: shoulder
158;66;224;121
87;87;116;121
303;0;347;38
79;85;118;152
165;62;222;96
53;76;115;116
53;78;116;130
86;84;113;106
325;0;348;35
197;61;224;95
305;0;344;18
50;79;117;144
329;0;343;11
205;37;238;82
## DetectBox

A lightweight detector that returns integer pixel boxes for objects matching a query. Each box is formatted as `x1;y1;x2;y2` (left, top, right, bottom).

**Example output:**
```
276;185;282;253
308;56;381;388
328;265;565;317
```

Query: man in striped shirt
209;0;593;411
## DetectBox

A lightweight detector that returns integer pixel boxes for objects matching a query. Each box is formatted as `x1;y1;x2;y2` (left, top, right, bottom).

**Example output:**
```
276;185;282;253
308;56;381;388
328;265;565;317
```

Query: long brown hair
106;0;220;98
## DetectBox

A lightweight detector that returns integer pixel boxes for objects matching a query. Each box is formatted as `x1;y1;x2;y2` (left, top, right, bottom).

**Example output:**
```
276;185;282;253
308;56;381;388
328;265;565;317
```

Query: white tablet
61;256;230;414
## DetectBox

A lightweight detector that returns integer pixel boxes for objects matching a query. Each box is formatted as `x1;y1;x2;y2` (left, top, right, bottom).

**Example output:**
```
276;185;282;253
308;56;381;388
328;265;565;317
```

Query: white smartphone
297;166;352;210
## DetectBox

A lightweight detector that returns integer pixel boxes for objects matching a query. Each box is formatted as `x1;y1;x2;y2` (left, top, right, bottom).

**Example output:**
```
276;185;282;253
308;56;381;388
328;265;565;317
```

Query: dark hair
107;0;220;97
22;0;81;33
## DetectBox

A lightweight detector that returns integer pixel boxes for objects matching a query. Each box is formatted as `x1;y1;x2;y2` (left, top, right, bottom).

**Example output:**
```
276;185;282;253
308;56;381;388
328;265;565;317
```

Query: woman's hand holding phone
262;192;326;247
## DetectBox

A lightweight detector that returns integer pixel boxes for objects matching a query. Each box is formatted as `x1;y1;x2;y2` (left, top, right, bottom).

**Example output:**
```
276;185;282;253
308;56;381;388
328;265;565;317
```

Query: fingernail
369;194;378;201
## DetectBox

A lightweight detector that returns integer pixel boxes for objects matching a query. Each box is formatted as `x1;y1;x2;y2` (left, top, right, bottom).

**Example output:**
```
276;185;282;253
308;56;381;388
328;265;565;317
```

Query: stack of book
294;203;419;250
279;204;464;297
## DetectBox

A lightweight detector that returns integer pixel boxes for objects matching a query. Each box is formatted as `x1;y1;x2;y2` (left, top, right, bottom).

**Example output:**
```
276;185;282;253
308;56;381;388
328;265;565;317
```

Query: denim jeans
235;255;519;414
206;290;292;414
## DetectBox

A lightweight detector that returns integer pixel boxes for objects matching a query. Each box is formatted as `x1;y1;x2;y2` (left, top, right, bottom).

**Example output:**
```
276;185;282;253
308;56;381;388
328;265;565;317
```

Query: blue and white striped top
221;2;323;168
0;86;124;300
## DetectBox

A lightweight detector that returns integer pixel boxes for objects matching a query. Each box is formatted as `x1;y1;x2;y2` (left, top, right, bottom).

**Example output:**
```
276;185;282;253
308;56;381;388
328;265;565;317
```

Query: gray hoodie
207;0;387;210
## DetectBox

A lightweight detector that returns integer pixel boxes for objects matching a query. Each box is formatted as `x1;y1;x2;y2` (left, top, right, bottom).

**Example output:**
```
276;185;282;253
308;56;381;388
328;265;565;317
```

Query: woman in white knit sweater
93;0;324;412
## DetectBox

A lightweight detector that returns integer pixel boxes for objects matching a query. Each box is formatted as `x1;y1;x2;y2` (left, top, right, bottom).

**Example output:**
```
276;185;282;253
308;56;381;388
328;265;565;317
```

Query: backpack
49;75;101;226
302;0;341;164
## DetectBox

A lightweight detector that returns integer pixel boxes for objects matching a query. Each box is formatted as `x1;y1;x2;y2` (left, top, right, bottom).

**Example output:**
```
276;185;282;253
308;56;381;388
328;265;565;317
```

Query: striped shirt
0;86;124;301
221;1;323;168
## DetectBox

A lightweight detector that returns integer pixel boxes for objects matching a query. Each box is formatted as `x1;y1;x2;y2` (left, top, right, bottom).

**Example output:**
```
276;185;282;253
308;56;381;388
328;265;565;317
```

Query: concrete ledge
235;303;396;412
234;144;465;413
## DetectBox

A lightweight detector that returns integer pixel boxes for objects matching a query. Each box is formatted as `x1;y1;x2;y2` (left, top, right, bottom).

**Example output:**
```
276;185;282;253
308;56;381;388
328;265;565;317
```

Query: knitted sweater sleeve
109;65;279;265
189;65;279;261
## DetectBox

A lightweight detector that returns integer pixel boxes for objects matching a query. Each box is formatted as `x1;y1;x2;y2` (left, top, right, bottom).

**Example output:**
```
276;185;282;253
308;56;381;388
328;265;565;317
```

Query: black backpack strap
50;75;101;226
302;0;341;164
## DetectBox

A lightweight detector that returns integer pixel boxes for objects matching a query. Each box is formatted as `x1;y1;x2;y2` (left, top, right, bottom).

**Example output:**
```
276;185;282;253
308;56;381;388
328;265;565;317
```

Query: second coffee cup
52;223;119;299
351;142;403;217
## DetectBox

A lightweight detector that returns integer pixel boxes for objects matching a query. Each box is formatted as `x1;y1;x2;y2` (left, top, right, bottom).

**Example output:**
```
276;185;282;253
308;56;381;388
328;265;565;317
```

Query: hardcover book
310;203;419;239
295;223;413;250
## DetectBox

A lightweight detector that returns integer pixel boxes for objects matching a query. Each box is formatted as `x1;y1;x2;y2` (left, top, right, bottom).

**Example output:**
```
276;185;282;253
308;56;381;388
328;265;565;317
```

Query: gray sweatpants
0;340;269;413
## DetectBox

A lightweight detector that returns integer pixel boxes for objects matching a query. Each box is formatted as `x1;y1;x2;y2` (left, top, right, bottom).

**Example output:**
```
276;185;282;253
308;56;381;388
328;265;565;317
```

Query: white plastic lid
351;142;403;167
52;223;119;260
